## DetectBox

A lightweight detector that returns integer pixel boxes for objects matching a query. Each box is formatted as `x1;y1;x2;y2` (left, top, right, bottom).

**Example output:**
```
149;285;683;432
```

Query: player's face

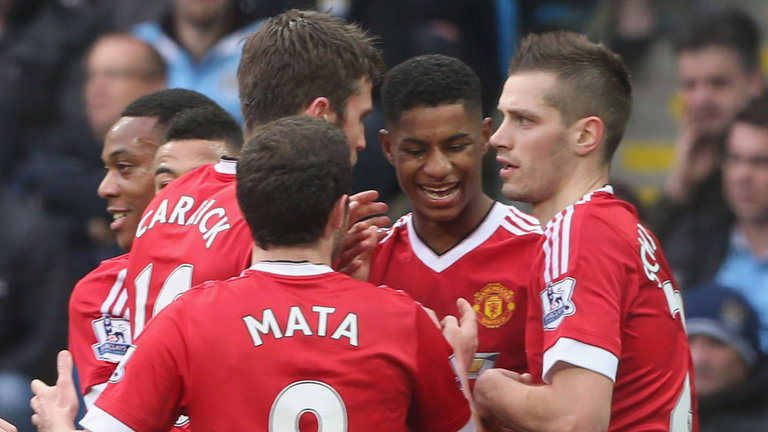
98;116;161;250
85;37;164;139
491;72;572;206
381;104;490;223
154;139;226;192
689;334;749;398
723;122;768;224
327;77;373;165
677;47;761;137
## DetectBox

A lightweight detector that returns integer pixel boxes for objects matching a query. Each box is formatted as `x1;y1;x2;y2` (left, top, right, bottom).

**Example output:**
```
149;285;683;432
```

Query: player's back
125;159;253;336
370;202;541;374
170;262;470;431
527;186;696;431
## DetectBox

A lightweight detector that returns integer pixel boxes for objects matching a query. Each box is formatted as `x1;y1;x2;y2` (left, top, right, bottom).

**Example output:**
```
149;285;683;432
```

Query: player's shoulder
548;186;641;251
76;254;130;286
577;188;640;235
378;213;412;246
496;202;542;238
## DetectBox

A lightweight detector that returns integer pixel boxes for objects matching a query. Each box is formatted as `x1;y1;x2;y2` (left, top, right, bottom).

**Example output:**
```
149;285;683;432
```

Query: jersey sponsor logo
136;196;232;248
472;283;516;328
91;314;133;363
540;277;576;330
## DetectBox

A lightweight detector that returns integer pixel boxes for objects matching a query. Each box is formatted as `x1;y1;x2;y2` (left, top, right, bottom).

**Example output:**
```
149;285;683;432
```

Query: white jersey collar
250;260;334;276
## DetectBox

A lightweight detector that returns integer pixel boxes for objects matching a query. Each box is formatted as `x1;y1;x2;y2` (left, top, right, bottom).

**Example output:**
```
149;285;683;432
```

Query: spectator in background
650;8;763;243
133;0;265;123
84;34;167;145
666;93;768;351
0;189;73;432
685;284;768;431
9;33;166;278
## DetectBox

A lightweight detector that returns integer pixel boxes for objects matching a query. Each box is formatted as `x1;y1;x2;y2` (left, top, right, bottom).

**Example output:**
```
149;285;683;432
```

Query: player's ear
572;115;603;157
379;129;395;165
480;117;493;155
304;97;335;122
329;194;349;233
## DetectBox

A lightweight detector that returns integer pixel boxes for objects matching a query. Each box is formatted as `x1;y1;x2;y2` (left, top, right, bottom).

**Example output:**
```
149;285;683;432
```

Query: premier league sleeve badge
91;314;133;363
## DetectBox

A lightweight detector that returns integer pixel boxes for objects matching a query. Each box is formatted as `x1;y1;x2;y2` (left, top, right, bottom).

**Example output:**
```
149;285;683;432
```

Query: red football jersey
84;262;471;432
370;202;541;375
68;254;131;408
125;160;253;336
526;186;698;431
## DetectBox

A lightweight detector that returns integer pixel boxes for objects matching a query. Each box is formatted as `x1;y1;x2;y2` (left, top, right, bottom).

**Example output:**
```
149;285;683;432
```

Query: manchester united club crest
473;283;516;328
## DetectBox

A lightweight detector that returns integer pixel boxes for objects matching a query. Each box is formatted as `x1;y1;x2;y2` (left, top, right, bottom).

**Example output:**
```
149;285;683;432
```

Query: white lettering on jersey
136;196;231;248
637;224;685;327
243;307;358;347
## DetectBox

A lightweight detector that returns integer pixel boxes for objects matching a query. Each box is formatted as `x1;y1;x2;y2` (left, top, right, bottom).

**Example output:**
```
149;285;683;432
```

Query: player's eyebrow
155;166;175;177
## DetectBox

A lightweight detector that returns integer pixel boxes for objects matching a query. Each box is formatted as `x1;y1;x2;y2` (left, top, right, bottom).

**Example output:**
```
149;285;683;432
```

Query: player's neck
533;169;609;225
412;193;494;255
251;241;333;267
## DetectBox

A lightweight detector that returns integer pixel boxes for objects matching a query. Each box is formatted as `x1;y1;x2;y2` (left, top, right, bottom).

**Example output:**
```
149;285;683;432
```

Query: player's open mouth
420;183;460;200
112;213;127;221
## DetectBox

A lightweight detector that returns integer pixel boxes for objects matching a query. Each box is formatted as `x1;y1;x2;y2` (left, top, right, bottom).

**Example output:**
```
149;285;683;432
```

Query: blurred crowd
0;0;766;431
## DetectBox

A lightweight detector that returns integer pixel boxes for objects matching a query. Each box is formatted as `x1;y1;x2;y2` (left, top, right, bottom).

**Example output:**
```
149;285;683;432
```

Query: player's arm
474;361;612;431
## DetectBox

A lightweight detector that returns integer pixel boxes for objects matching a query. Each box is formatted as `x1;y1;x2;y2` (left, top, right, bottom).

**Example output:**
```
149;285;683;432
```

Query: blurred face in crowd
381;103;490;223
173;0;233;26
85;36;165;141
325;78;373;165
98;116;162;250
689;334;750;398
723;121;768;225
677;46;762;137
491;72;572;206
153;139;227;192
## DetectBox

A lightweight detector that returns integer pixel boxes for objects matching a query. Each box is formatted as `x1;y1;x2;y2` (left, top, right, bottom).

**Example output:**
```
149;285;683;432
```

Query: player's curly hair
236;116;352;249
381;54;483;125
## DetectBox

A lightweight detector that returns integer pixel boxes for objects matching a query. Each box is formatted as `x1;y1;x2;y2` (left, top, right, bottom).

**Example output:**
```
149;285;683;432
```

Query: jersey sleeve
67;258;132;407
407;303;471;432
90;299;189;432
538;215;632;384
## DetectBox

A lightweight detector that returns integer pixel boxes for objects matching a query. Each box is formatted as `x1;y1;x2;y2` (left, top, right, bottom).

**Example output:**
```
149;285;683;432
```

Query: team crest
540;278;576;330
91;314;132;363
473;283;516;328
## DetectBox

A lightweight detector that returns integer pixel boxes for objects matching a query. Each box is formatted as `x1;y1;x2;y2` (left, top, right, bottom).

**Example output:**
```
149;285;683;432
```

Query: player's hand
441;298;478;385
348;190;389;228
334;222;381;281
30;351;79;432
0;418;18;432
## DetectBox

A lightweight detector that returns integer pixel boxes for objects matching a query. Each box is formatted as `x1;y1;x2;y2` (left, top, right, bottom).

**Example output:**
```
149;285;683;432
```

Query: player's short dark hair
163;105;244;156
121;89;219;128
238;9;385;136
733;91;768;128
236;116;352;249
381;54;482;126
508;31;632;164
674;7;760;72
